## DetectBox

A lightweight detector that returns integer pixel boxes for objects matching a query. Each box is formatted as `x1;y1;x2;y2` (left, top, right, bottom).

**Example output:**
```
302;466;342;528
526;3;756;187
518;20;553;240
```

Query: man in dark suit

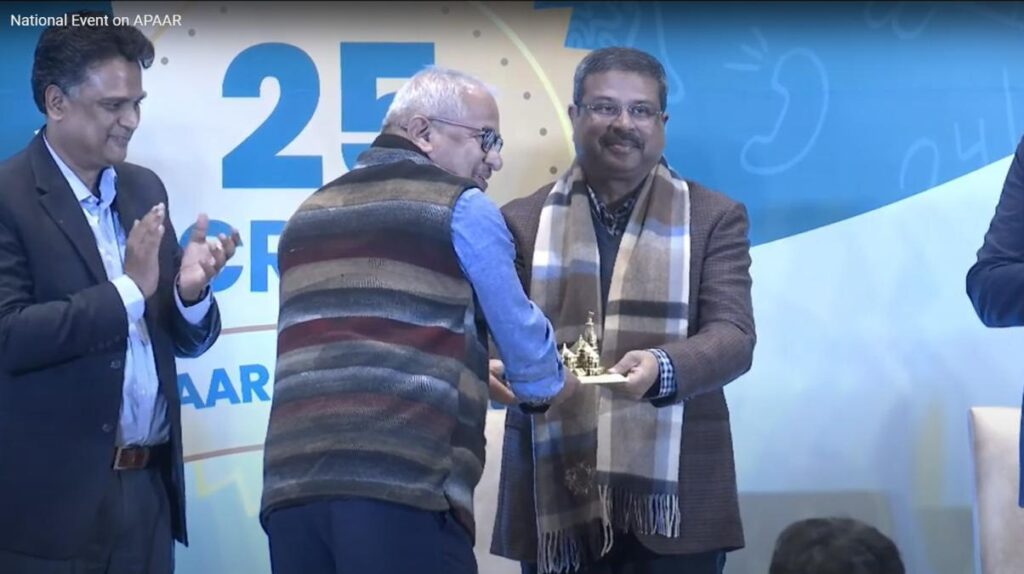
489;47;755;574
0;13;239;573
966;136;1024;507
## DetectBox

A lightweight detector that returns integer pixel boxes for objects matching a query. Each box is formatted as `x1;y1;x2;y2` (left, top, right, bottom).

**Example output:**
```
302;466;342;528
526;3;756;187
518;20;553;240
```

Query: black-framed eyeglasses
578;102;664;123
427;117;504;154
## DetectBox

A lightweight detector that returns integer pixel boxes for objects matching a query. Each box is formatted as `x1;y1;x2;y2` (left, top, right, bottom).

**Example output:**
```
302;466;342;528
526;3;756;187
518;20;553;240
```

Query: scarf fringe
539;529;583;574
537;486;681;573
606;485;681;537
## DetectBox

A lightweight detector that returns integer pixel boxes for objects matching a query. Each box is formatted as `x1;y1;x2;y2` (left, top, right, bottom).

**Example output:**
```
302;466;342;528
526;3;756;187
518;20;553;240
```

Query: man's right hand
124;203;166;298
489;359;580;408
488;359;517;405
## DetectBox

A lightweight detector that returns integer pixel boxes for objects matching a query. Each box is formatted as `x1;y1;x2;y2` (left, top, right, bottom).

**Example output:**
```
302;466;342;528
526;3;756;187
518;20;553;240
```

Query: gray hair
382;66;495;129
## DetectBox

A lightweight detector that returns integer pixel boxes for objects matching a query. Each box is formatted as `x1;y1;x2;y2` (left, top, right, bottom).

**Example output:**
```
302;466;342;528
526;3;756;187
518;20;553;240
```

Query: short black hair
769;517;906;574
572;46;667;112
31;10;154;113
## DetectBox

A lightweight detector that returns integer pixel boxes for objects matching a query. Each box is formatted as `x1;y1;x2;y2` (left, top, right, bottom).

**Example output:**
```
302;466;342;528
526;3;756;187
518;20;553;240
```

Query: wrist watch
518;400;551;414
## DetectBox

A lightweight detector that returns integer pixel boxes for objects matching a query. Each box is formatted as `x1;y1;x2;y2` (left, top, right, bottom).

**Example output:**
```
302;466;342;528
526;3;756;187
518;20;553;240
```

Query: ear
405;115;434;153
662;112;669;127
567;104;578;123
44;84;68;120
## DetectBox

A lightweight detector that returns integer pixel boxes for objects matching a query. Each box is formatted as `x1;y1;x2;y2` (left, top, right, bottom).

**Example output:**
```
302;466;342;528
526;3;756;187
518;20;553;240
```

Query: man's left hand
178;213;241;303
609;350;660;400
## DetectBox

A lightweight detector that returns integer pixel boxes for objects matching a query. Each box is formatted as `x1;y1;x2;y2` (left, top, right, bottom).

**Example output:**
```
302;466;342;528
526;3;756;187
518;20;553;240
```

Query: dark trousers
266;497;477;574
0;468;173;574
521;534;726;574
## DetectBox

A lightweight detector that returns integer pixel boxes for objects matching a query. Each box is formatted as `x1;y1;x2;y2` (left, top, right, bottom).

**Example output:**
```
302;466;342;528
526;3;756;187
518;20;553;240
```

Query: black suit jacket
966;135;1024;507
968;137;1024;327
0;132;221;558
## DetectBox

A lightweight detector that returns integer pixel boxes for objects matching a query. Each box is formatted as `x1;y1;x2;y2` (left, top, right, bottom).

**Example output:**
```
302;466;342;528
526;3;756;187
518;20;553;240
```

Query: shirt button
101;423;114;433
110;359;122;369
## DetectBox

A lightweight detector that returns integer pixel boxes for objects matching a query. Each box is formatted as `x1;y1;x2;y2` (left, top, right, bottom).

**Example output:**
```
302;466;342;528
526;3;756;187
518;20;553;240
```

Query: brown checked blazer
491;178;755;560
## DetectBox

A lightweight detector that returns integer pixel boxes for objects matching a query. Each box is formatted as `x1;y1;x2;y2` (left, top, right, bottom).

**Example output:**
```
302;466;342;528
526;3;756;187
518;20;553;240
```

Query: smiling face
46;56;146;172
570;70;668;187
424;85;504;190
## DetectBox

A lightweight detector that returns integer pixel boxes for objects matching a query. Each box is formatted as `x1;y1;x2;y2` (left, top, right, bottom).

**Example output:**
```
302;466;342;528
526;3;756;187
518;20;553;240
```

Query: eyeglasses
427;117;504;154
578;102;664;123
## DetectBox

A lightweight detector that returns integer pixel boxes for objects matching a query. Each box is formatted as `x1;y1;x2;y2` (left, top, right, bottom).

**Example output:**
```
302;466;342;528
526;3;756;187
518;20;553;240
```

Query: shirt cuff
518;401;552;415
175;276;212;325
644;348;677;401
112;275;146;325
508;360;564;405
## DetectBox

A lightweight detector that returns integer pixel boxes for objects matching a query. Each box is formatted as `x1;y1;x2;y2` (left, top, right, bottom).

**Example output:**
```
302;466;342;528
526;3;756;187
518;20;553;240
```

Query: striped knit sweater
260;142;490;536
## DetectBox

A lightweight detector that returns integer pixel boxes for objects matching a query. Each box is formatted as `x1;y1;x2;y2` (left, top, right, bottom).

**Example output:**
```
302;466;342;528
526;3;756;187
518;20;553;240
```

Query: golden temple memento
559;312;628;384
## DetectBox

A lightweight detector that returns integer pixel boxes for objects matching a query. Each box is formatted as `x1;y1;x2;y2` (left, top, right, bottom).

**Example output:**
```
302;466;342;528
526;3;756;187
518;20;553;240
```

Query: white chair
968;407;1024;574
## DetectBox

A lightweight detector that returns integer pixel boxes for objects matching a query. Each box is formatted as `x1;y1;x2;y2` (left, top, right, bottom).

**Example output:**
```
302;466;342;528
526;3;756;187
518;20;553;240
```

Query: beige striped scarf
529;160;690;572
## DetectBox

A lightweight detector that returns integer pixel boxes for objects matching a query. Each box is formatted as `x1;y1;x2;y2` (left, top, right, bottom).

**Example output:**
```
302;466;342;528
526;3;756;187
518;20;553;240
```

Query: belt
112;443;169;471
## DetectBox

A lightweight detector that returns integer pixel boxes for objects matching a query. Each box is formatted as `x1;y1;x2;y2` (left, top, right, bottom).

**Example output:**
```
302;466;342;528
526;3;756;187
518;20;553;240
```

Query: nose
485;147;503;172
610;107;635;129
120;104;140;130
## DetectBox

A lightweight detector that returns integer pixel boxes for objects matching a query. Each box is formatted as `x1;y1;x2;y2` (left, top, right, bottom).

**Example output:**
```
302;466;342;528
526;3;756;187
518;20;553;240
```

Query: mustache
600;130;643;148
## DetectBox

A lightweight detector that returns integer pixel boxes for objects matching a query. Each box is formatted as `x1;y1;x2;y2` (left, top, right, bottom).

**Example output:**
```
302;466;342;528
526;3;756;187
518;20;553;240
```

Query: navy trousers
0;467;173;574
266;497;477;574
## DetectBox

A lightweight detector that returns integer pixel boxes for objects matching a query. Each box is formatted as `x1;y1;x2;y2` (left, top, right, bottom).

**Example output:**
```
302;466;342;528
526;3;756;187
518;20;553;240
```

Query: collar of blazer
27;130;150;286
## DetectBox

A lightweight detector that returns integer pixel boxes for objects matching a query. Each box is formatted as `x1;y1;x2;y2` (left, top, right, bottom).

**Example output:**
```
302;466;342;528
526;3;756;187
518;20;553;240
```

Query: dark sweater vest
261;159;489;537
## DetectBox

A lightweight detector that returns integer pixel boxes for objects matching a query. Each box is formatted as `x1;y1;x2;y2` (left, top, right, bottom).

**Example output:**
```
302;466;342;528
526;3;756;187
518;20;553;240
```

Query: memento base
579;373;628;385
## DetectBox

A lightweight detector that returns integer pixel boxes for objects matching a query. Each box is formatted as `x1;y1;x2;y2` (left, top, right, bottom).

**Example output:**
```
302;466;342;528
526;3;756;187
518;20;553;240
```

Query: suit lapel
112;177;147;244
29;135;107;283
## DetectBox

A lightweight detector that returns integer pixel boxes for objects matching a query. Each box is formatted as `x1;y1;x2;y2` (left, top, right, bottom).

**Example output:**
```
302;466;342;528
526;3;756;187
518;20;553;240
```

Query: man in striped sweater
260;67;576;574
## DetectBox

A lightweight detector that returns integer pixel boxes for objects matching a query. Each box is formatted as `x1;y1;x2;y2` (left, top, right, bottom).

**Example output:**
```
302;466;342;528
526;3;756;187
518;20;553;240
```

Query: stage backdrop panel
3;3;1024;573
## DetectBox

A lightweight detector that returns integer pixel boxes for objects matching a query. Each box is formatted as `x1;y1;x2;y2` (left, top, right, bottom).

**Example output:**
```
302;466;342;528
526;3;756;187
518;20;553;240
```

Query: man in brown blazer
488;47;756;574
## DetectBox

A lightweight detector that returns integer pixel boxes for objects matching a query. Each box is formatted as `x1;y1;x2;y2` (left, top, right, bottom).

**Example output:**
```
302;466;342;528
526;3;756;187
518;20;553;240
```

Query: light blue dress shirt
44;138;212;446
451;188;563;403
